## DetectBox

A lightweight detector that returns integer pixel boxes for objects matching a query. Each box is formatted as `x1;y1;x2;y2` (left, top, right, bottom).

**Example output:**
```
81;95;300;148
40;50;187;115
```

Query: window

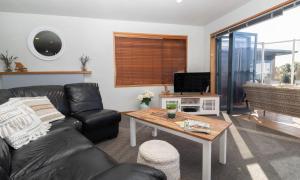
294;41;300;84
264;41;293;84
114;33;187;87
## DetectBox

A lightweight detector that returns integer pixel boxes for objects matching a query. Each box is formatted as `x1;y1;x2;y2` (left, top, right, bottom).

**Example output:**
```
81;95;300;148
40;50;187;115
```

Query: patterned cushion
0;100;51;149
9;97;65;123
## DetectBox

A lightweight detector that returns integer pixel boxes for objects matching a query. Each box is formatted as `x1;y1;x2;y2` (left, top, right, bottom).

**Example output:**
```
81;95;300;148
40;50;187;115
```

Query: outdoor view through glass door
214;1;300;139
215;1;300;115
217;32;256;114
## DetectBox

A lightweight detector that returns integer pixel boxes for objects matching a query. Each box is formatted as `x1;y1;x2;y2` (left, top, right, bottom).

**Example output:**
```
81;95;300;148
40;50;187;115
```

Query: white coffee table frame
129;117;227;180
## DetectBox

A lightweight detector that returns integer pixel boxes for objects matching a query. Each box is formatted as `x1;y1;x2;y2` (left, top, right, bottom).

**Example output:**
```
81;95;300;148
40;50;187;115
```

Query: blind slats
115;35;187;86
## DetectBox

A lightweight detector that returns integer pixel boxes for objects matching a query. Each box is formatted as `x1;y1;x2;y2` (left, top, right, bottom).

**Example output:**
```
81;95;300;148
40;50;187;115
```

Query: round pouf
137;140;180;180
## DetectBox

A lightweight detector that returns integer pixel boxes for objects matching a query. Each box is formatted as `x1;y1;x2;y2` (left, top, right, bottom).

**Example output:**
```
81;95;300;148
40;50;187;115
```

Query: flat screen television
174;72;210;93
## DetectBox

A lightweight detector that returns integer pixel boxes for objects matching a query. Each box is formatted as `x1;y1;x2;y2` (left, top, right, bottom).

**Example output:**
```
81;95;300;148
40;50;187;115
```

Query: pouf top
139;140;179;163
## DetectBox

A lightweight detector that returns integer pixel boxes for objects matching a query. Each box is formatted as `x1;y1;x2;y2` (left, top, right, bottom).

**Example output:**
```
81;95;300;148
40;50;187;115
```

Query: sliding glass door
217;32;257;114
216;35;229;110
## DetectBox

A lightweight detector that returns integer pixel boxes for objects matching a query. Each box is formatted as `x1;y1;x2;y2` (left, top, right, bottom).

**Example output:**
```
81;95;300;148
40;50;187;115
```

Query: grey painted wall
0;12;205;111
0;74;85;89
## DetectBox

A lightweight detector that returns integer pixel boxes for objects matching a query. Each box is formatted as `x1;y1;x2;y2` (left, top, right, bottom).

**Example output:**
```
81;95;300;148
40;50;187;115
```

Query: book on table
175;120;211;134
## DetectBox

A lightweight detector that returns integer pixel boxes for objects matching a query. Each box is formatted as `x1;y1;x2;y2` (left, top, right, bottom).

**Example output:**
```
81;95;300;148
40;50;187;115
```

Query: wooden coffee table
126;108;231;180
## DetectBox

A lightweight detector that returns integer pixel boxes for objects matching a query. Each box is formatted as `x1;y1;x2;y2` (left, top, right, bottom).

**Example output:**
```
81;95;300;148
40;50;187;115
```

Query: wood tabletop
126;108;231;141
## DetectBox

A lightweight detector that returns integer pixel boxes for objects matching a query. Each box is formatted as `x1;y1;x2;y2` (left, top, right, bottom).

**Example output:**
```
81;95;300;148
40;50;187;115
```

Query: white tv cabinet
160;93;220;116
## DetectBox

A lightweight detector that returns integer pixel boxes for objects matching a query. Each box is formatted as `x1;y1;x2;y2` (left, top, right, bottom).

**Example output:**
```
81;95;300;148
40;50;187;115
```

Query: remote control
184;127;211;134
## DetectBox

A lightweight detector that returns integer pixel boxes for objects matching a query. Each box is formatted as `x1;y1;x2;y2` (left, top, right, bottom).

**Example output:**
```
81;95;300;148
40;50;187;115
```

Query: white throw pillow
9;97;65;123
0;100;51;149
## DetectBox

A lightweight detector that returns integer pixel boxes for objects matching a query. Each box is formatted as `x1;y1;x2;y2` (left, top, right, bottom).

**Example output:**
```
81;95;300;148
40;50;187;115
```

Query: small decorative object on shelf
0;51;18;72
80;54;90;71
162;85;170;95
137;90;154;110
15;62;28;72
166;101;177;119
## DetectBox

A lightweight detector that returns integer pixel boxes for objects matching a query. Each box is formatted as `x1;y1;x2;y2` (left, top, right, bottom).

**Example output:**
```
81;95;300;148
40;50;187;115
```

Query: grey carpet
96;114;300;180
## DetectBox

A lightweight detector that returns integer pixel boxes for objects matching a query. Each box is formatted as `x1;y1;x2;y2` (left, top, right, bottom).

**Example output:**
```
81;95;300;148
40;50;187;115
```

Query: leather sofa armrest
91;164;166;180
72;109;121;127
50;118;83;132
72;119;83;131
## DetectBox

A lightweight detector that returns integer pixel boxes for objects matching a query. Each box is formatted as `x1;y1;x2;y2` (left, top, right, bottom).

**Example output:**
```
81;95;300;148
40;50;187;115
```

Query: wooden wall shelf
0;71;92;75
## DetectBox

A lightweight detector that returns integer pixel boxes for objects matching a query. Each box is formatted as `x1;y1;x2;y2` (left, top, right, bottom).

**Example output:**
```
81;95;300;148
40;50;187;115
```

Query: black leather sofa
64;83;121;143
0;83;166;180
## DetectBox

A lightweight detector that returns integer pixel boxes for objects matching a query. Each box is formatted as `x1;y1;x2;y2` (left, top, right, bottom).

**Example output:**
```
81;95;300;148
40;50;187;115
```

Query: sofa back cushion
0;138;11;174
65;83;103;114
0;89;13;105
10;85;70;115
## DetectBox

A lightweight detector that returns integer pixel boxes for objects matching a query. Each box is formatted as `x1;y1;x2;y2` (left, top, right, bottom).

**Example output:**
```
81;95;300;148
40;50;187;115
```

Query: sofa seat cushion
65;83;103;114
10;127;92;178
0;138;11;174
50;117;82;131
12;147;117;180
74;109;121;129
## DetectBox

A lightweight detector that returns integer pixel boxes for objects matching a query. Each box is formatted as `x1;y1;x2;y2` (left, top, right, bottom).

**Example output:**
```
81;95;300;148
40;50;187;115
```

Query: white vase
167;109;177;119
140;103;149;110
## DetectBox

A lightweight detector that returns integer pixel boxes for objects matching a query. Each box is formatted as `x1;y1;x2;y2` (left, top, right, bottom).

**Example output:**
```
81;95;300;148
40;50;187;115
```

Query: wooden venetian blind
162;39;187;84
115;33;187;87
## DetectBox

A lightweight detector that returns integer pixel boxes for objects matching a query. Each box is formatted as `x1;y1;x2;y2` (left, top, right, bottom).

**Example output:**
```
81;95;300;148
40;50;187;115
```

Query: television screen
174;72;210;93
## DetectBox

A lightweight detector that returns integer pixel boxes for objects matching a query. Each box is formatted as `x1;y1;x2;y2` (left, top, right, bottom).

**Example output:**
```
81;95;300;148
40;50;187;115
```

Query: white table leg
202;141;212;180
219;130;227;164
152;127;158;137
130;118;136;147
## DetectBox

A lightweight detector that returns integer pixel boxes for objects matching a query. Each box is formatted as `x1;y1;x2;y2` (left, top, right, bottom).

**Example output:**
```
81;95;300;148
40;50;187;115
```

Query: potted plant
137;90;154;109
80;55;90;71
166;102;178;119
0;51;18;72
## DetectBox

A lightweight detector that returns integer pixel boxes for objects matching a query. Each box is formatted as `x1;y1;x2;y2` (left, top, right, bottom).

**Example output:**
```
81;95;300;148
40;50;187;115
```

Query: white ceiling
0;0;250;25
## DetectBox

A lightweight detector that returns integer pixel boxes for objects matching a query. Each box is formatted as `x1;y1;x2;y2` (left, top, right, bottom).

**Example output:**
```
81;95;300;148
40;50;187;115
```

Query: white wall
0;77;3;89
203;0;288;62
0;12;205;111
0;74;85;89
